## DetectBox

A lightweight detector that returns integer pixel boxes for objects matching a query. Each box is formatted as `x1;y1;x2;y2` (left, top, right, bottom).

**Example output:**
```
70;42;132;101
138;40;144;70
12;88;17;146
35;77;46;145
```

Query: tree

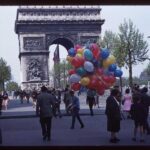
99;30;126;93
100;20;149;89
0;58;11;91
118;19;149;88
145;62;150;75
50;60;73;88
5;81;19;91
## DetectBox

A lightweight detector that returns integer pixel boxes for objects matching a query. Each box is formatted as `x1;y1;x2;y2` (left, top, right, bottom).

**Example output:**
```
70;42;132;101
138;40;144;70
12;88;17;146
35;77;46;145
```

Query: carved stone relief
23;37;44;50
27;59;42;81
80;36;99;45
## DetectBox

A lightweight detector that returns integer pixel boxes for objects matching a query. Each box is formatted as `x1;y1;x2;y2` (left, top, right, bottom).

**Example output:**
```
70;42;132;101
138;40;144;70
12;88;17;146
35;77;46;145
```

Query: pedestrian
69;90;84;129
105;88;121;143
130;93;147;142
31;89;38;108
140;87;150;135
122;88;132;119
95;93;100;108
0;92;3;115
86;89;96;116
2;91;9;110
51;88;62;118
63;87;71;115
36;86;54;141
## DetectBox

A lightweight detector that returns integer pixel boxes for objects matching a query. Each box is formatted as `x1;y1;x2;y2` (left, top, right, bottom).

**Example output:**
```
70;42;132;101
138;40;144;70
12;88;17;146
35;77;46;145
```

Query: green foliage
6;81;19;91
118;19;149;66
145;62;150;75
0;57;11;90
99;19;149;88
51;60;73;88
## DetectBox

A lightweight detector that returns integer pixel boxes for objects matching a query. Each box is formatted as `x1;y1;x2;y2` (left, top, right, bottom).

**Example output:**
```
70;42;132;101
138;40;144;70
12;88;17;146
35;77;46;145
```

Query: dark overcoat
105;95;121;132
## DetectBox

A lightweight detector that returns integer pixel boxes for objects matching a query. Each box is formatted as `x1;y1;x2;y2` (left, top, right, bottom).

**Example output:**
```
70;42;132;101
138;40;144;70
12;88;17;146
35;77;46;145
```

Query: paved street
0;95;150;146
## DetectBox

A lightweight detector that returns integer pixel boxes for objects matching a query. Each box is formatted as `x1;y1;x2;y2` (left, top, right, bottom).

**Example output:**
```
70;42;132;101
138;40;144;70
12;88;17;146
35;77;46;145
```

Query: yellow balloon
76;53;83;58
103;55;116;68
109;55;116;64
77;48;84;54
103;59;111;68
66;55;73;62
80;77;90;86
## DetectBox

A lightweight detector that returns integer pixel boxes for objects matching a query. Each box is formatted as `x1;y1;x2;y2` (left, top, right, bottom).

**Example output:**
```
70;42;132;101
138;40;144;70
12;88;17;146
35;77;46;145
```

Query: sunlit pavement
0;97;150;146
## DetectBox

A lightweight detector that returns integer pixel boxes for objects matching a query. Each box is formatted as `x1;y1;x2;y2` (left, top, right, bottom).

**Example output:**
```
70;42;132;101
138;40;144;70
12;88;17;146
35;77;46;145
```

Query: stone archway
15;6;105;89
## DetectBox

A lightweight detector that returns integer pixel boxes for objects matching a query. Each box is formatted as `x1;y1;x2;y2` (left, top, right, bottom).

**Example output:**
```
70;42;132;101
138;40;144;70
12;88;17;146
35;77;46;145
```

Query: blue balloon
84;49;93;61
104;69;112;76
76;67;87;76
92;59;99;67
114;69;123;77
101;48;110;59
108;64;117;72
68;48;76;57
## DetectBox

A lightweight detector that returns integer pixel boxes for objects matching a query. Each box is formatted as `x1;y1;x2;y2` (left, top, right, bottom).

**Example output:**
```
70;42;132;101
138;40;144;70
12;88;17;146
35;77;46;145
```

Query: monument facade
15;6;105;90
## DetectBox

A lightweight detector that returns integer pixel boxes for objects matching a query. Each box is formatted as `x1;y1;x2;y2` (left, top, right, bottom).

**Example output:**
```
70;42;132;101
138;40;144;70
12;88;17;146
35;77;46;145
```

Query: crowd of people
105;84;150;143
0;83;150;144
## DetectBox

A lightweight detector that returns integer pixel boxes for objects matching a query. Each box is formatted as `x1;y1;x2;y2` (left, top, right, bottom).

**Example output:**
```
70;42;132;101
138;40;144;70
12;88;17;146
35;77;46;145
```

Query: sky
0;6;150;84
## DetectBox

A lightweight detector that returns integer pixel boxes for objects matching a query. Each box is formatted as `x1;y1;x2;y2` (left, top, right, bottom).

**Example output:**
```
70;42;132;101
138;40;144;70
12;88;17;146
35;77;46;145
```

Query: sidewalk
0;99;150;146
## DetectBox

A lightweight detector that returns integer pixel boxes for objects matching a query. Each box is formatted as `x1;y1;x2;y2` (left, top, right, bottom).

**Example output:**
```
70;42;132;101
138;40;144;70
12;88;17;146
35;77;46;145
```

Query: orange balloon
80;77;90;86
66;55;73;63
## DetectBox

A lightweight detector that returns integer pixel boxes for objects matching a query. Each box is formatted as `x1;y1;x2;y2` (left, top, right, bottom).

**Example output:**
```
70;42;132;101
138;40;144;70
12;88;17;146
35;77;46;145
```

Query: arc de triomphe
15;6;105;90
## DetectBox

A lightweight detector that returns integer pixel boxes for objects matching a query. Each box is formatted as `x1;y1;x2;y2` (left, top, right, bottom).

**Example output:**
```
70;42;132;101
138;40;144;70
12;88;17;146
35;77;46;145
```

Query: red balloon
109;75;116;84
74;44;82;51
97;88;105;95
96;68;104;76
88;76;98;89
68;69;76;75
102;75;110;83
71;83;81;91
96;80;105;91
71;57;84;68
90;43;100;59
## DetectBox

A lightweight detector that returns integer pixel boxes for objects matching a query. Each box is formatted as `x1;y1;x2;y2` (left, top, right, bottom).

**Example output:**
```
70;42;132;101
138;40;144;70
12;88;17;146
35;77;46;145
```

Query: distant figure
51;89;62;118
2;91;9;110
69;90;84;129
0;93;3;115
95;93;100;108
63;87;71;114
140;87;150;135
31;89;38;108
105;88;121;143
130;93;147;142
122;88;132;119
19;90;24;104
36;86;54;141
86;89;96;116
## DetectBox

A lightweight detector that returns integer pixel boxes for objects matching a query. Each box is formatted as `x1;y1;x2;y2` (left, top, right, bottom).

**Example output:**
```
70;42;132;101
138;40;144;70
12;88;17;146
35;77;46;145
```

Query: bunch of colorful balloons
66;43;123;95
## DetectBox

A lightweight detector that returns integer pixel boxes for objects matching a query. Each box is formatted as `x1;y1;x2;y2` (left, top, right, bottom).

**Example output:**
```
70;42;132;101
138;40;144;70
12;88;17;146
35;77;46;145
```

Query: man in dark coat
140;87;150;134
36;86;54;141
105;88;121;143
0;93;3;115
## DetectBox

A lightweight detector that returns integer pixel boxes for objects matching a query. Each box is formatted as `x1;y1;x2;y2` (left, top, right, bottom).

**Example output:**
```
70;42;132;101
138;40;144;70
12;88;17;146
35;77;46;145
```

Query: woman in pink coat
123;88;132;119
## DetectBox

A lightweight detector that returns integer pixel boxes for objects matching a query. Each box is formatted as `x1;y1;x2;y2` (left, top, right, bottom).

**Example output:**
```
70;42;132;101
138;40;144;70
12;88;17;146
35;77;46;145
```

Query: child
130;93;147;142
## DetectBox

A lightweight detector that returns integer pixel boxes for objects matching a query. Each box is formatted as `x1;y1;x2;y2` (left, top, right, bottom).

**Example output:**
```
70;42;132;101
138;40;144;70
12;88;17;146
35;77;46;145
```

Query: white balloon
69;74;81;83
84;61;94;72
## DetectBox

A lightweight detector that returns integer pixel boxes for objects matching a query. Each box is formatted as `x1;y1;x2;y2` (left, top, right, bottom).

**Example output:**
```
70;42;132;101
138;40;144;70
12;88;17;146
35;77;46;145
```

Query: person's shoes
114;137;120;141
70;126;74;129
43;134;47;141
81;125;84;129
132;137;136;141
109;138;117;143
147;131;150;135
47;137;51;141
140;139;145;143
